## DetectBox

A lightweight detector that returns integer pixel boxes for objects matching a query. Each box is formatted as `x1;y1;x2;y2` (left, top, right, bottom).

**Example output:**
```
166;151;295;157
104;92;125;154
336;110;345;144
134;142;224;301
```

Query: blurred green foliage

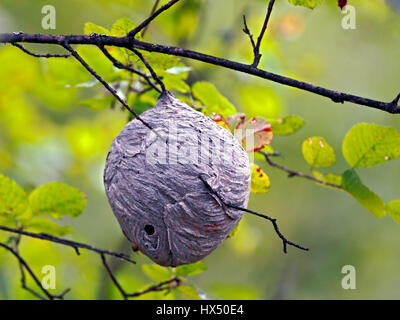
0;0;400;300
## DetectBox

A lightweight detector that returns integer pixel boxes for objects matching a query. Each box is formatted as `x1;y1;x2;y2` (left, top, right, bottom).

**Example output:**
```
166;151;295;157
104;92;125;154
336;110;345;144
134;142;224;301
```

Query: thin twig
141;0;162;37
101;253;181;299
0;226;136;263
199;175;309;253
252;0;276;67
62;42;154;130
0;241;70;300
128;0;182;38
2;34;399;114
242;15;257;60
130;47;166;92
259;150;342;189
98;45;162;93
12;42;70;58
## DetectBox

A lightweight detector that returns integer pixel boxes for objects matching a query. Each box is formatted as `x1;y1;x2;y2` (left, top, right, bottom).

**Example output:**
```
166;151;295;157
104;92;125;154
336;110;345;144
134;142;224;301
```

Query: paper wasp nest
104;91;251;266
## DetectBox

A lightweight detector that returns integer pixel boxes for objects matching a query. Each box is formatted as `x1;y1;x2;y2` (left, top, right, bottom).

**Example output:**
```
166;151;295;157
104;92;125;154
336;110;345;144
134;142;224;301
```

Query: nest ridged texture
104;91;251;266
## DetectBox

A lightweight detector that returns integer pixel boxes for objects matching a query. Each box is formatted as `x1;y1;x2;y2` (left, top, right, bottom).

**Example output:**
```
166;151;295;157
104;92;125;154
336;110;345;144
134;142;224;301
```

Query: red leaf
338;0;347;9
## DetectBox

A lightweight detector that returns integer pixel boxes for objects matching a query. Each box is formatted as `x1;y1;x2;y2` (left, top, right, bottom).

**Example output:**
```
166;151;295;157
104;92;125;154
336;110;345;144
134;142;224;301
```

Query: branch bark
1;32;398;114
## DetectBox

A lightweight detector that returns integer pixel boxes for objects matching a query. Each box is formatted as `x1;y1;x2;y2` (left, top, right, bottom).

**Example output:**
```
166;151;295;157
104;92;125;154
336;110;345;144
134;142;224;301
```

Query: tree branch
243;0;276;67
259;150;343;189
101;253;182;299
1;32;398;114
199;175;309;253
130;47;166;92
128;0;182;38
98;45;162;93
141;0;162;38
62;42;154;130
0;225;135;263
0;241;70;300
12;42;70;58
0;225;184;299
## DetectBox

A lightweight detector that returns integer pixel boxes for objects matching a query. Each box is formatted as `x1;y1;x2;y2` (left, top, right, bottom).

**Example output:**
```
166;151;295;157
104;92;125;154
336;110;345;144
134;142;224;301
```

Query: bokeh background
0;0;399;299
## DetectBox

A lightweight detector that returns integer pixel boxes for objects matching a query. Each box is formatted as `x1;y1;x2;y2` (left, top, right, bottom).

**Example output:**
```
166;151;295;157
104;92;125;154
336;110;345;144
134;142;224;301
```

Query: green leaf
250;163;271;194
29;182;86;219
341;169;386;218
78;95;114;111
239;85;281;119
0;174;28;216
228;222;240;238
163;74;190;93
24;217;73;236
110;18;140;38
269;115;304;136
288;0;324;9
141;264;171;282
313;171;342;187
192;81;237;118
342;123;400;168
174;261;208;277
386;200;400;224
302;137;336;168
84;22;110;35
177;285;202;300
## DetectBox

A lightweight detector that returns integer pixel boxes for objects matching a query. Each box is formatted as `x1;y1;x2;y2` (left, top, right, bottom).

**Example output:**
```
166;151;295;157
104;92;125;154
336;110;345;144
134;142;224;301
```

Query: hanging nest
104;91;251;266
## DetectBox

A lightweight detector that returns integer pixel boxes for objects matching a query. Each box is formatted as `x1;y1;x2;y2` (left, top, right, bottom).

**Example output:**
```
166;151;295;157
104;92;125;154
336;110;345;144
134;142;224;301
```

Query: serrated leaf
84;22;110;35
141;264;171;282
250;163;271;193
342;123;400;168
341;169;386;218
302;137;336;168
174;261;208;277
269;115;304;136
386;200;400;224
288;0;324;9
0;174;28;216
24;217;73;236
29;182;86;219
192;81;237;118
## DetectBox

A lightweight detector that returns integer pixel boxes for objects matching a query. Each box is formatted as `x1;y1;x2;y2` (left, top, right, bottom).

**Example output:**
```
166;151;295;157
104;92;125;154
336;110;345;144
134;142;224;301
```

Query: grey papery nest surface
104;91;251;266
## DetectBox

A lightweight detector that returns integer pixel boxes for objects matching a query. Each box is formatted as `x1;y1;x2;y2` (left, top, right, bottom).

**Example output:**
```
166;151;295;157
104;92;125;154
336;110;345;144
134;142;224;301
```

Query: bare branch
242;15;258;61
12;43;70;58
101;253;182;299
130;47;166;92
98;45;162;93
253;0;276;67
128;0;182;38
1;33;399;114
0;226;136;263
259;150;343;190
62;43;154;130
141;0;162;37
199;175;309;253
0;241;70;300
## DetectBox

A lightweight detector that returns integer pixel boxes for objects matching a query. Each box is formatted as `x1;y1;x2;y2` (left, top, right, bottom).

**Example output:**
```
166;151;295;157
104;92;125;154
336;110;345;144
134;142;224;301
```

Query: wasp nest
104;91;251;266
